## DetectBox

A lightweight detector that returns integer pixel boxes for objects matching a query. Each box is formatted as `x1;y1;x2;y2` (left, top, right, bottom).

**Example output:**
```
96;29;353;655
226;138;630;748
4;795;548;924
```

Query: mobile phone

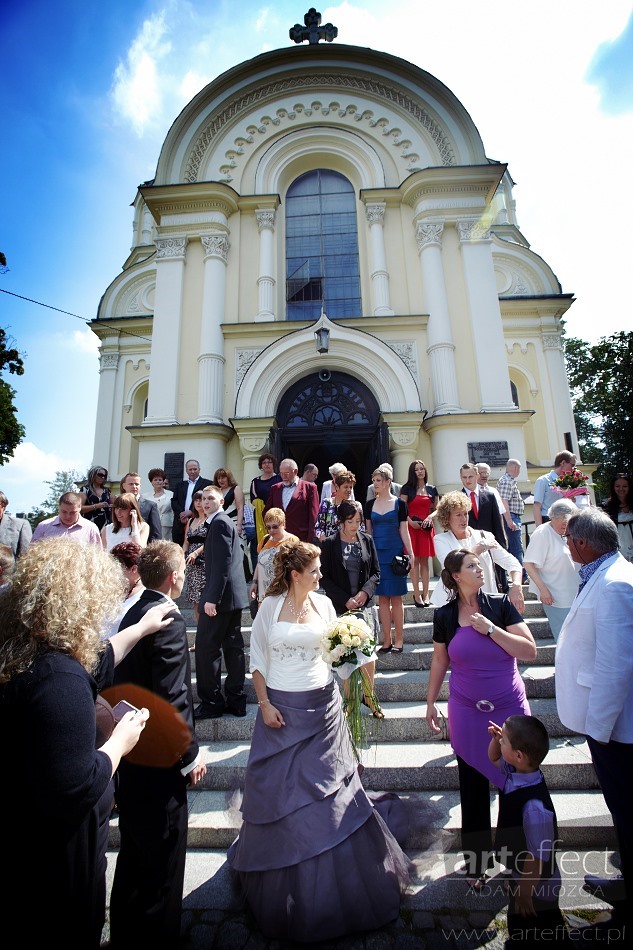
112;700;141;722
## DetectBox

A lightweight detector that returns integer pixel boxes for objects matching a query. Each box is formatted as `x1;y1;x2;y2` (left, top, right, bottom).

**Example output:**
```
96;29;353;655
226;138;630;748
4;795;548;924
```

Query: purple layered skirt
227;680;411;942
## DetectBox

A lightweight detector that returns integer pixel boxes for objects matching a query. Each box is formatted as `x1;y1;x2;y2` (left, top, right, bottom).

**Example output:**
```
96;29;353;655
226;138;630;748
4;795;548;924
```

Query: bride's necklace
286;595;310;623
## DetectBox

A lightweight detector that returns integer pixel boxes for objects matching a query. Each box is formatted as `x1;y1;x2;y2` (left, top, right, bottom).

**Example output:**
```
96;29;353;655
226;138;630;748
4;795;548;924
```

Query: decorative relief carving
385;341;418;379
365;203;386;225
201;233;229;262
457;220;491;243
415;222;443;251
542;332;562;350
185;75;456;183
255;210;276;231
100;353;119;371
390;429;418;447
505;341;530;355
155;237;187;259
240;435;269;453
236;348;263;387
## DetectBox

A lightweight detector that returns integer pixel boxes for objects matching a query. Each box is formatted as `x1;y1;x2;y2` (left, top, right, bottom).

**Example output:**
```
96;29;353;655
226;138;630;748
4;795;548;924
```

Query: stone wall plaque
164;452;185;486
467;441;509;466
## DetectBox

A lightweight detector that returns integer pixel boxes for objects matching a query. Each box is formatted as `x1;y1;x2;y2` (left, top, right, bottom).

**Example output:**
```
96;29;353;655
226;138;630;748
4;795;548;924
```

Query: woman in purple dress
425;548;536;888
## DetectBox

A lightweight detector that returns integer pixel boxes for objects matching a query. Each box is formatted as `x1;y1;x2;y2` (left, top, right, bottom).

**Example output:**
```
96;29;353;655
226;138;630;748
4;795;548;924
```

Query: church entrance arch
273;371;387;499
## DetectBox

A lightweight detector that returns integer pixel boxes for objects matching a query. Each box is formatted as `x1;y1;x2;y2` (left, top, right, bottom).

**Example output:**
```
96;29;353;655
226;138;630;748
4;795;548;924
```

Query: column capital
365;202;386;225
155;236;187;260
542;331;563;350
255;209;276;232
201;233;230;263
99;352;119;372
457;218;491;243
415;221;443;251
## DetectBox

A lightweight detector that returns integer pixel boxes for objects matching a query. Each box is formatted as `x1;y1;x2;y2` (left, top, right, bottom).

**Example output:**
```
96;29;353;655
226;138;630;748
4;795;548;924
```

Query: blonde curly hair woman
0;538;173;949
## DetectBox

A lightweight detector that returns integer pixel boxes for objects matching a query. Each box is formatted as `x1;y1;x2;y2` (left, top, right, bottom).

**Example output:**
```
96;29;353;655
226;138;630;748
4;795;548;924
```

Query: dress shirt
31;514;101;546
281;479;298;510
497;472;525;516
184;480;198;514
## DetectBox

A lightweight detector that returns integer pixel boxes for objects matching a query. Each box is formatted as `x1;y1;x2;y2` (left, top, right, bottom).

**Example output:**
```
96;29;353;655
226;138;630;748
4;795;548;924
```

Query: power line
0;287;152;343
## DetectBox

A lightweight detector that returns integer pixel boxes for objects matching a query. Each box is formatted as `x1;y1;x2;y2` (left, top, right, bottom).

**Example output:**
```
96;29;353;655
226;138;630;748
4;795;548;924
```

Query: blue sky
2;0;632;515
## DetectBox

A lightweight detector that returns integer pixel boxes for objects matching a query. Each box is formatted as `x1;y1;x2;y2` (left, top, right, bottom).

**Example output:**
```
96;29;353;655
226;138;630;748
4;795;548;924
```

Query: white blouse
249;592;337;691
431;528;522;607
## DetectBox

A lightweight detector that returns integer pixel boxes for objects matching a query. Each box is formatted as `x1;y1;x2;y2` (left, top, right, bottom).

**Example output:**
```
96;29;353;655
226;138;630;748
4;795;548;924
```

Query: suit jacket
171;477;213;543
0;512;32;556
264;478;319;542
462;487;507;547
137;497;162;544
199;511;248;613
114;588;199;771
555;552;633;743
320;531;380;614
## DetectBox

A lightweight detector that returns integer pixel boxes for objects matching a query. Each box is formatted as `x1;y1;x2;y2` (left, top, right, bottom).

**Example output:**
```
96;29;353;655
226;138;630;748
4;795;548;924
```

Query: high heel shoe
377;643;392;653
413;598;424;608
361;696;385;719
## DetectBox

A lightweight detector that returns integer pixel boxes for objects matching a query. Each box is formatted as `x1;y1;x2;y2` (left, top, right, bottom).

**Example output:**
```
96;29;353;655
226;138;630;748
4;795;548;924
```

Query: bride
227;540;410;942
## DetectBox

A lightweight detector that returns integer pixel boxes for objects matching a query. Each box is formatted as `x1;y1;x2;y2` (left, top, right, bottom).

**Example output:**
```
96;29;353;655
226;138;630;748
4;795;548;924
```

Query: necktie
470;491;479;519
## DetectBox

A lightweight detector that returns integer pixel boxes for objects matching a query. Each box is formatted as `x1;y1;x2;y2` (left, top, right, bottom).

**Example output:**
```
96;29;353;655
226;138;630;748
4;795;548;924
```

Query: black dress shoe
583;873;625;903
194;704;223;720
226;707;247;718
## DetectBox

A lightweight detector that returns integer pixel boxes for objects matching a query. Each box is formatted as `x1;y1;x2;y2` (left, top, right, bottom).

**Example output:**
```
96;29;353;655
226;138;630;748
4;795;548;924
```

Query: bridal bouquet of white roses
321;611;380;757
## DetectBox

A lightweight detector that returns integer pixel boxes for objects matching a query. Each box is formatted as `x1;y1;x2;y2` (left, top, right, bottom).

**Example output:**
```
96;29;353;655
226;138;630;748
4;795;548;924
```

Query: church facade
90;13;579;498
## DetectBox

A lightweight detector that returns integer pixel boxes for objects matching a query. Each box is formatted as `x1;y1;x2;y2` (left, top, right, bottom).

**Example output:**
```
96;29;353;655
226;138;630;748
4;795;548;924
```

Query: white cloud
179;69;211;104
0;442;90;515
111;11;172;135
71;328;100;354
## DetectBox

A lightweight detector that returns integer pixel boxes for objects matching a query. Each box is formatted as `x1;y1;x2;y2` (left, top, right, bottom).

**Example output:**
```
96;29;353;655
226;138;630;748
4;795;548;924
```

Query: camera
318;369;331;382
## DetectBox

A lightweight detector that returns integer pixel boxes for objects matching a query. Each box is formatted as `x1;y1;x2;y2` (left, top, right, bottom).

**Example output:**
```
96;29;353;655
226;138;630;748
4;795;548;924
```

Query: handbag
391;553;411;576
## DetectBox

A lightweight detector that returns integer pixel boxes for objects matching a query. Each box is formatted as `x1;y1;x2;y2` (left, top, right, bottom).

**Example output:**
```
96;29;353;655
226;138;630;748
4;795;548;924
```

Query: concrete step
108;787;615;851
190;695;569;741
105;846;616;919
189;735;599;792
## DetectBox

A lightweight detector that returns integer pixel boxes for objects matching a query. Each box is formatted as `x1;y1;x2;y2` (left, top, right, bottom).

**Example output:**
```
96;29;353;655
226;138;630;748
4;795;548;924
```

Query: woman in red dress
400;460;439;607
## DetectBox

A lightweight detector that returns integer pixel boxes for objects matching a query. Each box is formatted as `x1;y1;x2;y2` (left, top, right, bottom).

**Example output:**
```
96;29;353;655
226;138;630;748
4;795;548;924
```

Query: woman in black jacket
320;501;383;717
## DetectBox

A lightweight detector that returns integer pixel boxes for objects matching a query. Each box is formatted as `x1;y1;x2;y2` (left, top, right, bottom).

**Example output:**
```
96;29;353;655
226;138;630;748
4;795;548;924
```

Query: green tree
40;469;85;515
0;327;25;464
564;330;633;500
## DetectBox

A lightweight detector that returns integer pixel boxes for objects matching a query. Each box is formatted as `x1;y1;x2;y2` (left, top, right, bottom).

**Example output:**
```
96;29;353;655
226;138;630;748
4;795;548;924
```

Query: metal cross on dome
289;8;338;44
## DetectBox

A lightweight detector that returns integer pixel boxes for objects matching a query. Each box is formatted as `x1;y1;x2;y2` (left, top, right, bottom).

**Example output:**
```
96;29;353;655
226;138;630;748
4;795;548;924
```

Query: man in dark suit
194;485;248;720
459;463;507;547
170;459;212;545
120;472;162;543
263;457;319;542
110;541;206;948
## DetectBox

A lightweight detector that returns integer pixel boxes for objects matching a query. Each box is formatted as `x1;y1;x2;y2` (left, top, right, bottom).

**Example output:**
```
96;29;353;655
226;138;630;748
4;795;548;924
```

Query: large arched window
285;169;362;321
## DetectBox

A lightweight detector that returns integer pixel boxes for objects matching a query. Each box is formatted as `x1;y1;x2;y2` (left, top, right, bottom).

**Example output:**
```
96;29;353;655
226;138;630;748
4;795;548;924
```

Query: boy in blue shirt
488;715;567;945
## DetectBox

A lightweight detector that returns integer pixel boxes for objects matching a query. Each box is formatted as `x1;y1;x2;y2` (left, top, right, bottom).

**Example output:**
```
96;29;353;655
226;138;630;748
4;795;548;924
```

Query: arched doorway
273;371;388;502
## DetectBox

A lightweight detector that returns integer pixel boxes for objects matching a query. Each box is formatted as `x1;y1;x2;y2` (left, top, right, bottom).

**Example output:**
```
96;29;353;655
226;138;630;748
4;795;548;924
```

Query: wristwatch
486;624;495;637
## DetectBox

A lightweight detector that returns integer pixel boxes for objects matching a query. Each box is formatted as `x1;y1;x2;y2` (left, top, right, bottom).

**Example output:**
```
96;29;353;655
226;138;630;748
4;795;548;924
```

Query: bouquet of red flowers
554;468;589;499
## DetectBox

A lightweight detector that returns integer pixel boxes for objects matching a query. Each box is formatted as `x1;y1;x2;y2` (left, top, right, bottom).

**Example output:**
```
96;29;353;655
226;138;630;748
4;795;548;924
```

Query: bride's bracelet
257;699;270;706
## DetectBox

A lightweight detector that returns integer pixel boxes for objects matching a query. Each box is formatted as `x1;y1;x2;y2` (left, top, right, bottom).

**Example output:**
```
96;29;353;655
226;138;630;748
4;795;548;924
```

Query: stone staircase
106;583;617;927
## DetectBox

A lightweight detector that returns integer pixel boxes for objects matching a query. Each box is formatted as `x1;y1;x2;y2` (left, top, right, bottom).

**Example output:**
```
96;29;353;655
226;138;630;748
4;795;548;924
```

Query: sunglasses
96;472;107;477
266;523;281;529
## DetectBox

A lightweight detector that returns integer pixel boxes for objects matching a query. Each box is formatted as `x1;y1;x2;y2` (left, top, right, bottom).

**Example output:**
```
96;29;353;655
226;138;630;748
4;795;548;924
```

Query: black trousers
457;755;495;877
110;764;188;949
587;735;632;921
195;608;246;713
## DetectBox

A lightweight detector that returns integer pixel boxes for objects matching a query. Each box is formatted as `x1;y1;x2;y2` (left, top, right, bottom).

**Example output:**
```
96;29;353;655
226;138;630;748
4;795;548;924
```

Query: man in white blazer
555;507;633;936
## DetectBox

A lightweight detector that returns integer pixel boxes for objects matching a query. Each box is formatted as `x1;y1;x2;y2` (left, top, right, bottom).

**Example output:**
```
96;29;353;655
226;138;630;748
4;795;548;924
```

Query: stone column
196;232;230;424
93;345;119;465
457;219;515;412
383;412;427;485
365;202;394;316
415;222;460;412
231;418;277;494
541;330;577;451
255;209;276;322
145;237;187;424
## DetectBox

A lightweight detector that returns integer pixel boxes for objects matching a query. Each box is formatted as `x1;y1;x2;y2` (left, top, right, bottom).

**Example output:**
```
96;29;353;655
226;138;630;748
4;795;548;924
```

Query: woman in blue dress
364;465;413;653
